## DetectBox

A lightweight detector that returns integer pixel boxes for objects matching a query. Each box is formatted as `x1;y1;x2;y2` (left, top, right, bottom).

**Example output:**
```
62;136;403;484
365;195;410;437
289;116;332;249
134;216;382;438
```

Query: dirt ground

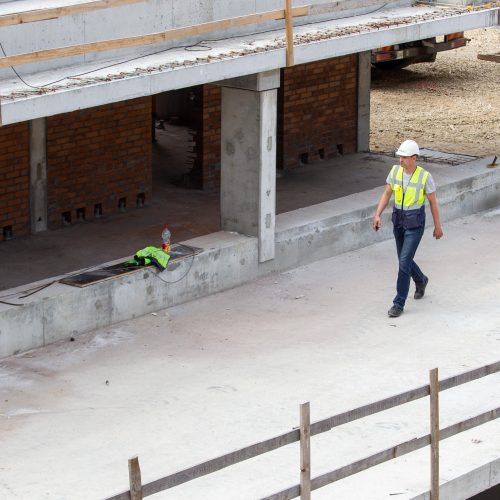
370;27;500;157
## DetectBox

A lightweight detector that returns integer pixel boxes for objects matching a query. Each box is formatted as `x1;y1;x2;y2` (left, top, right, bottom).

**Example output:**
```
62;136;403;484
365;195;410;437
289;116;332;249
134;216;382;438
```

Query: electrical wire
0;3;389;90
0;3;387;296
0;39;209;89
155;252;196;284
0;299;23;306
0;41;41;89
0;244;198;305
0;260;125;304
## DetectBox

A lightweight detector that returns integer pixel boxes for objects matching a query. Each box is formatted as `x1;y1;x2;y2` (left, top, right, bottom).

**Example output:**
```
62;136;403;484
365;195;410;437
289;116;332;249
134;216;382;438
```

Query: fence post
429;368;440;500
285;0;294;66
129;456;143;500
300;402;311;500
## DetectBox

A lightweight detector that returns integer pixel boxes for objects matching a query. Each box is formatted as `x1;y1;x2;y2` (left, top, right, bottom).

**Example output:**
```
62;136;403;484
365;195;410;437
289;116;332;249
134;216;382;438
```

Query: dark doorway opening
153;89;199;188
468;483;500;499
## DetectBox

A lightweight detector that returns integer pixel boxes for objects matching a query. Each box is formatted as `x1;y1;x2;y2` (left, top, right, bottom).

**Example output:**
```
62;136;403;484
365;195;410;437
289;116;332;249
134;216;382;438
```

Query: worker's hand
433;225;443;239
372;215;381;232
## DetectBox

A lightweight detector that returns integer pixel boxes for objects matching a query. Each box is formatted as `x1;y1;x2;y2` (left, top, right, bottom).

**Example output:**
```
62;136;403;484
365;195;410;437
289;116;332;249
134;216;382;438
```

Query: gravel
370;27;500;157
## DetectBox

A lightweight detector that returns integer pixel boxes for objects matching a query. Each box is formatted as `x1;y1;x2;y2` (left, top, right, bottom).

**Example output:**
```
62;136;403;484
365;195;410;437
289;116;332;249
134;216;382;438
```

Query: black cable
0;299;23;306
0;40;200;89
0;41;41;89
1;3;389;90
155;252;195;284
18;281;56;298
0;244;198;303
0;260;123;303
0;3;386;292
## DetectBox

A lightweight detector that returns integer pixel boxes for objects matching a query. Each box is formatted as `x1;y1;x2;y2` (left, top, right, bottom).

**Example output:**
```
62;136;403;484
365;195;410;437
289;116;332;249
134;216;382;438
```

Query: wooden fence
106;360;500;500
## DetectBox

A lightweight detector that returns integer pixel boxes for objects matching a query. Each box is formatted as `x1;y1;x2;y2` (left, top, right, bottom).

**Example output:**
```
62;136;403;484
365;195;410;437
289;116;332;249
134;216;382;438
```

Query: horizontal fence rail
311;359;500;436
106;360;500;500
262;406;500;500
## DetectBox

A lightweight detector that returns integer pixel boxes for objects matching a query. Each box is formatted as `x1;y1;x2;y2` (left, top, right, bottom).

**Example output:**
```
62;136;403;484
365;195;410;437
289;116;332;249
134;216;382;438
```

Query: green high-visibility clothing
389;165;429;229
389;165;429;210
127;246;170;270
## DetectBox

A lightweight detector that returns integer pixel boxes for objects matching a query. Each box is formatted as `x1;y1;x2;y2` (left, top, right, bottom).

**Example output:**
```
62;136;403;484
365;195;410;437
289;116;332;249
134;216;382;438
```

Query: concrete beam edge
1;8;498;124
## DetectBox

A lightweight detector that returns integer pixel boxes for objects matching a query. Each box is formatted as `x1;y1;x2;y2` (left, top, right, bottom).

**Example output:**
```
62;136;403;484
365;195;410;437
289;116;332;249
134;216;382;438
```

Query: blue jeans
393;225;426;308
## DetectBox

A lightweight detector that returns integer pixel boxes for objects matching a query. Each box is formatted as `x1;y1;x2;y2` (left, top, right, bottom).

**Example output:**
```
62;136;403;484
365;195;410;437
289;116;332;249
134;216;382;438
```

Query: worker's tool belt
392;206;425;229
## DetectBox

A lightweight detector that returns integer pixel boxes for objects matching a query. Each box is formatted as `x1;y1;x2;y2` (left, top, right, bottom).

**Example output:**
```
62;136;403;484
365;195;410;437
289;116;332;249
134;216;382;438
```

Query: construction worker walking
372;140;443;317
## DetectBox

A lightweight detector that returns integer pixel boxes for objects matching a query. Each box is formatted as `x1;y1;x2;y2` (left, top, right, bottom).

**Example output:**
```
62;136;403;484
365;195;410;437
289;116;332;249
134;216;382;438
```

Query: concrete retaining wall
1;157;499;358
410;457;500;499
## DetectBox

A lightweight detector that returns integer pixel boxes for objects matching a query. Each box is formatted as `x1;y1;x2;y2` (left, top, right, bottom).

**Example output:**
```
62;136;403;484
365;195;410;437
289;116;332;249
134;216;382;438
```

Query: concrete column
357;51;371;152
220;70;279;263
29;118;47;233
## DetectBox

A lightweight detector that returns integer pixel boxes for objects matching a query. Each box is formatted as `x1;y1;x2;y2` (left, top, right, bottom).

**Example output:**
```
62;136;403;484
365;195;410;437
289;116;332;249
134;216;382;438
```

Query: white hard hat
396;139;420;157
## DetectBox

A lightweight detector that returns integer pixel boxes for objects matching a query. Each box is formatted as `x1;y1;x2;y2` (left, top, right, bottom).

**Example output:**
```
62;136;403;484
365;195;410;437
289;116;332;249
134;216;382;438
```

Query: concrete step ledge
410;457;500;500
1;156;499;358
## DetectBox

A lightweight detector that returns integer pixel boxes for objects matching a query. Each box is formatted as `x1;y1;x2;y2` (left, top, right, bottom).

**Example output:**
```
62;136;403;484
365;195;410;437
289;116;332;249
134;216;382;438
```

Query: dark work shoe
414;277;429;300
388;305;404;317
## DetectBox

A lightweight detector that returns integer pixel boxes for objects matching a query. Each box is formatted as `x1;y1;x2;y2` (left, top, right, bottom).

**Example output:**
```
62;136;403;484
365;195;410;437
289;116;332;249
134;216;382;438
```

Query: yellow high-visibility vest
127;246;170;270
389;165;429;211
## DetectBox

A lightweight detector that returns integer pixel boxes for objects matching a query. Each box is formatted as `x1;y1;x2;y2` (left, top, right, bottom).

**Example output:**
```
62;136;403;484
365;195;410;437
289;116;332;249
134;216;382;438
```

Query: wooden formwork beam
0;0;144;27
285;0;295;67
0;6;309;69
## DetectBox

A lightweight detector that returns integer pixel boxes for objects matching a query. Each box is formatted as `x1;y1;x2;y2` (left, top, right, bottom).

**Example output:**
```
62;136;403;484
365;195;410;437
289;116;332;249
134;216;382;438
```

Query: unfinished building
0;0;499;353
0;2;500;498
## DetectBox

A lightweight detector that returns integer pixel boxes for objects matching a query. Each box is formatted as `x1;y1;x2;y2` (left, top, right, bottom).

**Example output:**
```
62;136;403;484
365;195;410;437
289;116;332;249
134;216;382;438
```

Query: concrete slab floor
0;148;454;291
1;207;499;499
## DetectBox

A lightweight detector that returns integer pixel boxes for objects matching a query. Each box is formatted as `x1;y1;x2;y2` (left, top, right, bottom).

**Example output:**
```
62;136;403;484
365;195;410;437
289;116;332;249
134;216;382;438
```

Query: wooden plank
0;0;144;27
128;456;143;500
310;385;430;436
262;406;500;500
439;360;500;391
59;243;203;288
0;6;310;69
140;430;299;497
285;0;294;67
300;402;311;500
477;52;500;63
429;368;440;500
105;429;299;499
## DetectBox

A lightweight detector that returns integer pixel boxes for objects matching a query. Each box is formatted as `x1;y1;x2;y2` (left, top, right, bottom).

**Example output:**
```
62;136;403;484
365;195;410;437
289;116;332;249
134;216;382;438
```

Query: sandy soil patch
370;27;500;157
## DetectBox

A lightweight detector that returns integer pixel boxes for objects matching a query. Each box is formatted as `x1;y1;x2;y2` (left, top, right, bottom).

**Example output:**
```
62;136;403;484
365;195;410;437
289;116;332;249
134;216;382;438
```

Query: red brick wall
201;85;222;188
0;123;30;241
189;85;221;190
47;97;152;228
279;55;358;169
190;55;358;184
